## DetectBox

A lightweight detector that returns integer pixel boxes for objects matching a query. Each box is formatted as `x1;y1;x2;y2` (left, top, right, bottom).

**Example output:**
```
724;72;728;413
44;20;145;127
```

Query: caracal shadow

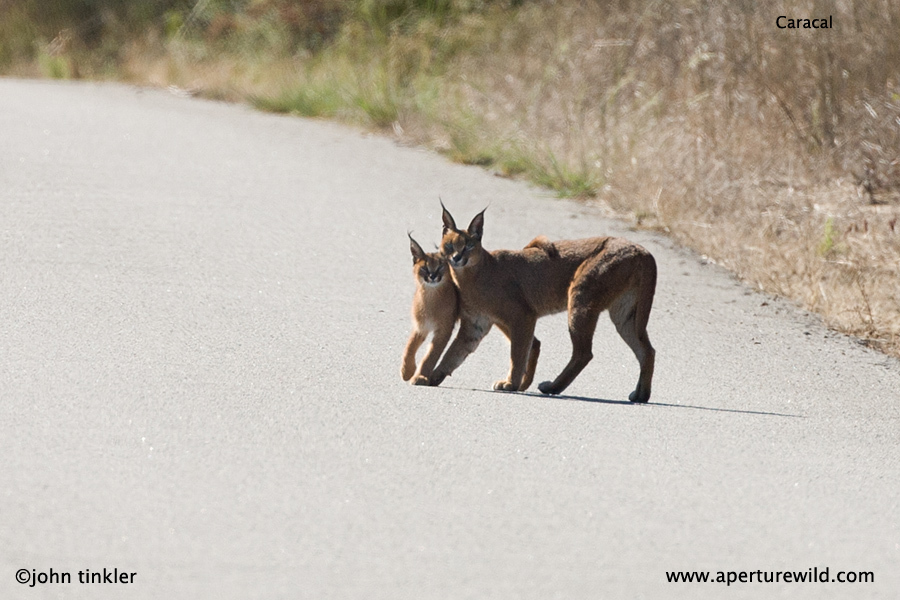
441;386;805;418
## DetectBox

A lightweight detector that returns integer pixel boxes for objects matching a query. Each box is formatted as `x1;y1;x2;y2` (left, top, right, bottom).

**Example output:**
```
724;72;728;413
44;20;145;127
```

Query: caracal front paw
428;371;448;386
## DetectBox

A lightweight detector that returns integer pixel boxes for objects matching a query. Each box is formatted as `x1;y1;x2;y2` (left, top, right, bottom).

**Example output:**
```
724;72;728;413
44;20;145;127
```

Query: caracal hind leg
429;316;491;386
412;323;455;385
538;253;629;396
401;330;427;381
493;318;537;392
520;337;541;391
609;272;656;402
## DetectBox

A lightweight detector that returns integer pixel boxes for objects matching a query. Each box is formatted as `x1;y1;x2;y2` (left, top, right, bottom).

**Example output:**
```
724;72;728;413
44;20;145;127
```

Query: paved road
1;79;898;599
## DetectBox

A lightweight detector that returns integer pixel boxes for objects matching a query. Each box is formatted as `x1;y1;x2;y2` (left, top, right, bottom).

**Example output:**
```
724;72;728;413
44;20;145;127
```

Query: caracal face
416;252;450;287
441;230;481;269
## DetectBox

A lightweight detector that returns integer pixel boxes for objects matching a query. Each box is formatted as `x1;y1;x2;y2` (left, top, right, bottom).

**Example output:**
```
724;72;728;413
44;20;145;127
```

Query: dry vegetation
3;0;899;355
445;0;900;354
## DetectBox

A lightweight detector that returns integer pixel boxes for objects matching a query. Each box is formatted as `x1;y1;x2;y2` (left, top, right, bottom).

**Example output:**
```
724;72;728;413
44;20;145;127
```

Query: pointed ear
468;208;486;241
440;200;457;234
408;233;426;263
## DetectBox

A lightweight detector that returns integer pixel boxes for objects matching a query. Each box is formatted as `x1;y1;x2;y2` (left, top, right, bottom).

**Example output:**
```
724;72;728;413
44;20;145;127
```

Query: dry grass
4;0;899;355
428;0;900;355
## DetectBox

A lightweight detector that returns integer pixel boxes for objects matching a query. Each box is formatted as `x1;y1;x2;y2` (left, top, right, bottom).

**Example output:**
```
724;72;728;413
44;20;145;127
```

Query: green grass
441;114;497;167
353;74;401;127
528;151;599;198
252;83;343;118
37;48;73;79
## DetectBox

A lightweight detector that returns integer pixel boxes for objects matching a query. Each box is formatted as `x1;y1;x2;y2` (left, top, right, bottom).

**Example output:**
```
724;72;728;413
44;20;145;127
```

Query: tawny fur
430;205;657;402
401;235;460;385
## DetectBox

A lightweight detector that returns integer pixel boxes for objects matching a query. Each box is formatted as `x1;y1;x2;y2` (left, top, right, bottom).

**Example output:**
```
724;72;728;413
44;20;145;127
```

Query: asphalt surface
1;78;898;599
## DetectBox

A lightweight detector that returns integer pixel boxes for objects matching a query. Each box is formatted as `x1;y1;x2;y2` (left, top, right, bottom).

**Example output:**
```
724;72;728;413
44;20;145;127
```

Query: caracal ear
408;233;427;263
468;208;486;241
440;200;457;234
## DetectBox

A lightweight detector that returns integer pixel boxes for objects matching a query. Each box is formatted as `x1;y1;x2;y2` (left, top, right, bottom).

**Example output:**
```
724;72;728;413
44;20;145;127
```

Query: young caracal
430;205;657;402
401;235;460;385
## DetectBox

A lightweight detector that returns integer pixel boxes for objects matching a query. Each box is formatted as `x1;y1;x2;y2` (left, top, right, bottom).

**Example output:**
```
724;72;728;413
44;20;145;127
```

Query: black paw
538;381;560;395
628;389;650;403
428;372;447;387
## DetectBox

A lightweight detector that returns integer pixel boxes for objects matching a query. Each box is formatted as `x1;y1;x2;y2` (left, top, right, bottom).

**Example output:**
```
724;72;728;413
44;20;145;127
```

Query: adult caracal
401;235;460;385
430;205;657;402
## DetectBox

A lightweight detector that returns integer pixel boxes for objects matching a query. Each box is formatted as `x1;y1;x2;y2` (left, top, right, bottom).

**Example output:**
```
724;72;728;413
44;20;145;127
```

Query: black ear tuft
468;208;486;241
409;233;426;263
440;199;457;234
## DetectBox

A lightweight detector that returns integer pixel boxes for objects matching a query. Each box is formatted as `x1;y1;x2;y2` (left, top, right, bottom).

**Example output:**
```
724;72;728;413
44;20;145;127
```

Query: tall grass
436;0;900;352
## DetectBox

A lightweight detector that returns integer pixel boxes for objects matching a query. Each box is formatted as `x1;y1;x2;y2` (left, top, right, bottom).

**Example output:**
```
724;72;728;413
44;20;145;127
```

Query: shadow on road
444;387;805;419
638;400;804;418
